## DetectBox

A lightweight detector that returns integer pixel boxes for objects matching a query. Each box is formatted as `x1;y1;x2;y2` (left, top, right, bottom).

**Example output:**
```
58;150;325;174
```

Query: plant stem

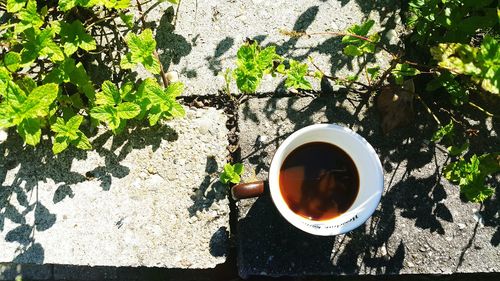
0;23;15;31
138;2;162;23
468;101;496;117
364;65;372;87
416;94;441;125
136;0;169;88
86;15;116;30
308;56;370;90
173;0;183;28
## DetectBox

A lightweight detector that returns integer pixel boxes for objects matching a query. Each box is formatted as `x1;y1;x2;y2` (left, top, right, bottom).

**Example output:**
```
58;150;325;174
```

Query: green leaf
444;153;500;202
478;35;499;63
426;71;468;106
285;59;312;90
74;131;92;150
17;118;41;146
15;0;44;34
147;104;162;126
97;80;121;105
165;82;184;98
7;0;27;13
119;12;135;29
343;45;363;57
51;118;68;134
342;20;375;44
367;66;380;78
120;82;136;101
66;115;84;132
169;102;185;118
16;77;37;94
53;135;70;154
234;69;259;93
16;83;58;122
142;79;169;105
233;163;244;175
3;52;21;72
256;46;277;72
233;41;280;93
431;121;454;142
220;163;244;184
97;0;130;9
60;20;97;56
51;116;90;153
58;0;92;11
117;102;140;119
391;63;421;85
122;29;160;74
21;28;64;64
447;142;469;157
44;59;95;101
90;105;120;129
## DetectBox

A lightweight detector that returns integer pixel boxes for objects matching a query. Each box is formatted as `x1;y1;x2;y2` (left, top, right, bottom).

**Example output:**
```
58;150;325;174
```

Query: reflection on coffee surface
279;142;359;221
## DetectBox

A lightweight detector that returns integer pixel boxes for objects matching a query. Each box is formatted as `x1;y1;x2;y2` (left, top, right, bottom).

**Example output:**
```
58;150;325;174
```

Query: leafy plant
391;63;421;85
430;36;499;94
341;20;380;57
444;153;500;202
120;29;161;74
229;41;312;94
0;0;183;154
51;115;92;154
220;163;244;185
233;41;279;93
0;81;58;146
407;0;499;45
431;121;469;156
284;59;312;90
90;80;141;133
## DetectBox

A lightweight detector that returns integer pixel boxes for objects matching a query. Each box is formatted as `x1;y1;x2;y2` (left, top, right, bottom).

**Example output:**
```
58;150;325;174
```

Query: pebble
407;261;414;267
197;118;212;135
457;223;466;230
166;71;179;83
147;165;158;174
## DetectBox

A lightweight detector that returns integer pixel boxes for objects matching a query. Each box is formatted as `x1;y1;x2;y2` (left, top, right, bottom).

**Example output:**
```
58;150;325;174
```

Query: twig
416;94;441;125
138;1;162;24
86;15;116;30
364;65;372;87
468;101;496;118
308;56;371;90
173;0;183;28
136;0;169;88
373;60;398;90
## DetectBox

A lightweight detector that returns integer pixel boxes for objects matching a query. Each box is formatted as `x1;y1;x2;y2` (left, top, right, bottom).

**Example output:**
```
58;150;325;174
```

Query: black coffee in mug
279;142;359;221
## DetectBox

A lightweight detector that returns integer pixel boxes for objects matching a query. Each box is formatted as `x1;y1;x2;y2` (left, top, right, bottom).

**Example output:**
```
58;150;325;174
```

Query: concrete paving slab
142;0;403;95
53;265;116;281
237;96;500;277
0;264;52;280
0;108;229;268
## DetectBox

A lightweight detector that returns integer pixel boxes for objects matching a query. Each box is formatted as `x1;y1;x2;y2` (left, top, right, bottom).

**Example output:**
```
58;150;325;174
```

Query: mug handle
231;181;265;200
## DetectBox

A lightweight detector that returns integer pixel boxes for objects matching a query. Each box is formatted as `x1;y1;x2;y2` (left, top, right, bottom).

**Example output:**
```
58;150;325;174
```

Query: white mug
232;124;384;236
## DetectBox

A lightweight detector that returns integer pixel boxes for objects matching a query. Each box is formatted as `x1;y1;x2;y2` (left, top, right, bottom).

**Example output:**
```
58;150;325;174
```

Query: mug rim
268;123;384;236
